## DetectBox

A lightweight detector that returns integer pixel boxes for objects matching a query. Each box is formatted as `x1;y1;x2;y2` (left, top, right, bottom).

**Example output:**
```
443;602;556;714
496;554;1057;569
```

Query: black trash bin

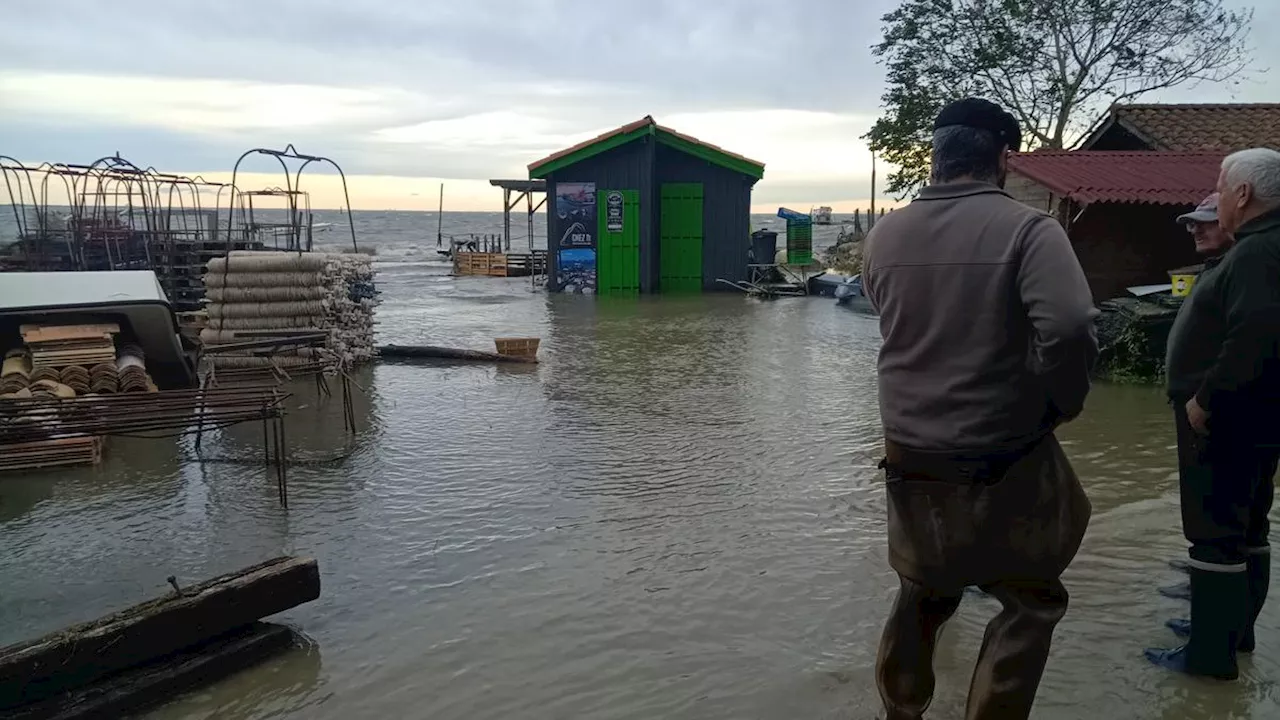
750;230;778;264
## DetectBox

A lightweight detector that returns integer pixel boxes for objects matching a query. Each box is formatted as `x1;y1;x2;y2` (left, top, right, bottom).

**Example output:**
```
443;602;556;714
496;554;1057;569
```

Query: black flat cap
934;98;1022;152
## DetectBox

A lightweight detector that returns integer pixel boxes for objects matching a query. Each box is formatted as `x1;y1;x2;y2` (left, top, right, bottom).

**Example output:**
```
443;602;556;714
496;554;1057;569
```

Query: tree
865;0;1255;196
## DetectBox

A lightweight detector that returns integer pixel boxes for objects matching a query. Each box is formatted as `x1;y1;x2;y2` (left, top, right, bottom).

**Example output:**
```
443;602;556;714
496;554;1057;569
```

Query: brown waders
875;433;1091;720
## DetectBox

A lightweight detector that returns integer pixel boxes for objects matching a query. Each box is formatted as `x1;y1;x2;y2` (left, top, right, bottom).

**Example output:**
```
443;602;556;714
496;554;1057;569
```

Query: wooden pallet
20;324;119;370
0;436;104;473
19;323;119;344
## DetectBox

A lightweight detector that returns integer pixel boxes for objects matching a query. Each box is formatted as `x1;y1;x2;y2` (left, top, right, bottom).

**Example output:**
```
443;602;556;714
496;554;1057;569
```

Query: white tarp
0;271;170;310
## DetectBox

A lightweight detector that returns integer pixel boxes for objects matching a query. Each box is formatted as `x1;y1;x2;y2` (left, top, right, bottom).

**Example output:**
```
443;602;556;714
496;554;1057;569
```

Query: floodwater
2;262;1278;720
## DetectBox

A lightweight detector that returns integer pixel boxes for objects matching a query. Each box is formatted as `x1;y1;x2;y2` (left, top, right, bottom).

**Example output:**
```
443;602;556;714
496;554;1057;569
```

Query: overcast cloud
2;0;1276;210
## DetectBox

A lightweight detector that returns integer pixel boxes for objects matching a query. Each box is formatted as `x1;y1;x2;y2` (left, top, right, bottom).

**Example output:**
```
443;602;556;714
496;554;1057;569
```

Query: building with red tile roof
1079;103;1280;152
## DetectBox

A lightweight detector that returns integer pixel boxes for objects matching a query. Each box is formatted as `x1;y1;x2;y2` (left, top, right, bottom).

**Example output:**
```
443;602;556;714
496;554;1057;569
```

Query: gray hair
1221;147;1280;205
930;126;1003;185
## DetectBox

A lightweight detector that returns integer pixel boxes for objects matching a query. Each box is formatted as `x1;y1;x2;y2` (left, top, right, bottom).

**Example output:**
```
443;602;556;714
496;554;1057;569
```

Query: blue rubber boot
1159;581;1191;600
1146;565;1247;680
1164;552;1266;653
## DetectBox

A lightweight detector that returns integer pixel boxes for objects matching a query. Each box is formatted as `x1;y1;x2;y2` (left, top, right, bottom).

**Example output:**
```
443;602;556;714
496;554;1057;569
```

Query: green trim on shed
652;130;764;180
529;119;764;180
529;125;653;178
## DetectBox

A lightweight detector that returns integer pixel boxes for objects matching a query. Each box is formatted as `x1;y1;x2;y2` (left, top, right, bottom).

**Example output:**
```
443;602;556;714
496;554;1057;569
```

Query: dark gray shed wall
653;144;757;289
544;136;657;292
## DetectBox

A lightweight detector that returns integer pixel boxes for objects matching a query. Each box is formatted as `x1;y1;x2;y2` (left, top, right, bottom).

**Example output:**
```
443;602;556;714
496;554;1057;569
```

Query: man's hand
1186;397;1211;436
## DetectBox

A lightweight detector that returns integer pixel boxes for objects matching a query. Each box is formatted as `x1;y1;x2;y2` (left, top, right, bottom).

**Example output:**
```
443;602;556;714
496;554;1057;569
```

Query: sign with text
605;190;624;234
556;182;597;248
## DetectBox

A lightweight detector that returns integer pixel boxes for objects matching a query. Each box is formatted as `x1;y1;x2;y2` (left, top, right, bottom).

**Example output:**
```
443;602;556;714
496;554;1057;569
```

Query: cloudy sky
3;0;1277;211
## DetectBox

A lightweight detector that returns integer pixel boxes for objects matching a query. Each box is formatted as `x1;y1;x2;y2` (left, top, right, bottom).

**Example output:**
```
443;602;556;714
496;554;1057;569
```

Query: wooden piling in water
0;556;321;711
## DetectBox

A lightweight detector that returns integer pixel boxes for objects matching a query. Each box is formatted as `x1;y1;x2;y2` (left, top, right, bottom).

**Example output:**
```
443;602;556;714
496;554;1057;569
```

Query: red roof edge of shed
1007;150;1226;206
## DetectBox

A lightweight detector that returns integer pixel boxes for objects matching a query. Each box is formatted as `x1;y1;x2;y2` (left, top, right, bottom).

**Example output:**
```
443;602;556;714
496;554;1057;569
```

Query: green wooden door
660;183;704;293
596;189;640;295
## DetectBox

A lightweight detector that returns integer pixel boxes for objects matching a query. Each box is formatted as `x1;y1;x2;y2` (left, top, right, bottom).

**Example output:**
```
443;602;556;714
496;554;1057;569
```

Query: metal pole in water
870;150;877;228
436;184;444;248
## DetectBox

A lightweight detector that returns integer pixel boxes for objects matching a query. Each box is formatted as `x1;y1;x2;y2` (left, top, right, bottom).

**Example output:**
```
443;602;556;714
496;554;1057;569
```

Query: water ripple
0;265;1274;720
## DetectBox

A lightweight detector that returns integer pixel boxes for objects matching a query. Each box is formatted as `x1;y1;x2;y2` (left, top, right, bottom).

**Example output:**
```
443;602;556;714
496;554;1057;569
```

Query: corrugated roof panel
1007;151;1224;206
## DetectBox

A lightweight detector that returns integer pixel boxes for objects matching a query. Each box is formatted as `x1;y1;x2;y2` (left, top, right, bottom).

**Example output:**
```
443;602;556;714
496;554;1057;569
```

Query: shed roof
528;116;765;180
1079;103;1280;151
1007;150;1224;206
489;179;546;192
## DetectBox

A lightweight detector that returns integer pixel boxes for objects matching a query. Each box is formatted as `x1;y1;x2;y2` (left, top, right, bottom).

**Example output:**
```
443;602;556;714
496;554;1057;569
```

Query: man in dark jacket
1146;148;1280;680
863;98;1097;719
1160;192;1234;598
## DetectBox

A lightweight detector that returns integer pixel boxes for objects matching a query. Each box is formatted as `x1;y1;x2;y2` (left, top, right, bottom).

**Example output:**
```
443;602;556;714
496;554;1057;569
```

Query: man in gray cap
1180;192;1234;257
1159;192;1235;600
863;97;1097;718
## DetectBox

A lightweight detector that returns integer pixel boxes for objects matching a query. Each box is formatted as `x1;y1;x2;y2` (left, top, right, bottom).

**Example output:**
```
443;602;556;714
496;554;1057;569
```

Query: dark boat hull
808;273;852;298
836;294;877;315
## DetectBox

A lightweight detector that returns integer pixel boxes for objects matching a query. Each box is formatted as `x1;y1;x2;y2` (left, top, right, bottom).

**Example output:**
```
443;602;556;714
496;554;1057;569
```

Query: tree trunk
377;345;538;364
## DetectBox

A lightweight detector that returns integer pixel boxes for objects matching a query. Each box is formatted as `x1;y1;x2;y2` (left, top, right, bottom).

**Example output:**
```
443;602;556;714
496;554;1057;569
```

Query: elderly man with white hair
1146;147;1280;681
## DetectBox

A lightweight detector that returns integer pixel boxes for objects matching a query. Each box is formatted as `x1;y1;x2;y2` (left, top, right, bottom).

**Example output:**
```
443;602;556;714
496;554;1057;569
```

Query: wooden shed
527;116;765;295
1006;150;1224;302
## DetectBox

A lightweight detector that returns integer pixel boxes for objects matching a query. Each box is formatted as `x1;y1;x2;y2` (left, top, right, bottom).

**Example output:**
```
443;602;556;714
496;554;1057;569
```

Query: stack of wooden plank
20;323;120;370
0;437;104;472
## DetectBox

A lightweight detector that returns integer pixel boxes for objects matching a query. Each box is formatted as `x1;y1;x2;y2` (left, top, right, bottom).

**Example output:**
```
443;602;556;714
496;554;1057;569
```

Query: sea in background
2;208;1275;720
2;208;865;271
297;209;859;268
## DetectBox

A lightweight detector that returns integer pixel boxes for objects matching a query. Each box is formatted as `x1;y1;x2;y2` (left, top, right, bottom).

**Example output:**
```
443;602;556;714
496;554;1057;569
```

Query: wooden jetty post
3;623;297;720
489;179;546;254
0;556;321;712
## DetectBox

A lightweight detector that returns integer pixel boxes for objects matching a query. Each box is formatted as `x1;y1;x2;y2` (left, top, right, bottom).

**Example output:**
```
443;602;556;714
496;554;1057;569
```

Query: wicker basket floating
494;338;540;359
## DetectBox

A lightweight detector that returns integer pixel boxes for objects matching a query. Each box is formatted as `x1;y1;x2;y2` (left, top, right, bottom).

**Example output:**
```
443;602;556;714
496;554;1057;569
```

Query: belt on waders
879;435;1045;485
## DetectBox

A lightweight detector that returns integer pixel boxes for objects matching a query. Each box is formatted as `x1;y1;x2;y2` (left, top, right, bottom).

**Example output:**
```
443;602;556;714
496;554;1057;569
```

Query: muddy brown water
1;268;1277;719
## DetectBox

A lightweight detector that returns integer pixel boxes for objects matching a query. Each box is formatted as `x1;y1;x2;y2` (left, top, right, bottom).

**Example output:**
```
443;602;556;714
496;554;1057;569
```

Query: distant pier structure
489;178;547;253
449;179;548;281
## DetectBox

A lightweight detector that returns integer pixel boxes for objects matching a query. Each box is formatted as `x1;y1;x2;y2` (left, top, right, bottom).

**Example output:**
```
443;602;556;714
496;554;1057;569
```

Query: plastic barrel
750;230;778;264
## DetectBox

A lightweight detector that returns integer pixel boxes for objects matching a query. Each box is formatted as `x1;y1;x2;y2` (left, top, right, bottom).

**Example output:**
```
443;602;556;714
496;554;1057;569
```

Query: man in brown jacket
862;97;1097;720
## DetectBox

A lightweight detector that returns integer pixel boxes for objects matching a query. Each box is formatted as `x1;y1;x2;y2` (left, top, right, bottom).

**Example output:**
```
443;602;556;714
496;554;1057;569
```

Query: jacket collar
916;181;1013;202
1235;206;1280;237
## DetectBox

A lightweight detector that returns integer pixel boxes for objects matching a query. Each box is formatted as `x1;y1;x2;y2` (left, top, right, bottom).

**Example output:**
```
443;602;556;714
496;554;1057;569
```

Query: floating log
0;556;320;710
3;622;297;720
377;344;537;364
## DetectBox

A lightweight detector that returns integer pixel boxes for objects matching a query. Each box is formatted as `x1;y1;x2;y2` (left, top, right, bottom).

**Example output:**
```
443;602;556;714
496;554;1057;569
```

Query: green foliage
1098;322;1165;385
865;0;1255;197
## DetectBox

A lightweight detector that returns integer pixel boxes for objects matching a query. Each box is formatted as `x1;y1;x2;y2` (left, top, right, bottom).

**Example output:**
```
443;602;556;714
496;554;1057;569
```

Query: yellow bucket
1171;274;1196;297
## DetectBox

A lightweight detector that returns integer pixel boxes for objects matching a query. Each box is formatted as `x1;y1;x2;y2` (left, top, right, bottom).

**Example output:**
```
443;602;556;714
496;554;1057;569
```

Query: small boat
834;274;877;316
810;206;833;225
808;271;852;298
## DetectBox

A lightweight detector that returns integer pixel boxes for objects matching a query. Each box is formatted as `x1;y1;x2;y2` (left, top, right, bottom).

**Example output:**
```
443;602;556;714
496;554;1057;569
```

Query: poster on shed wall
555;182;597;294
